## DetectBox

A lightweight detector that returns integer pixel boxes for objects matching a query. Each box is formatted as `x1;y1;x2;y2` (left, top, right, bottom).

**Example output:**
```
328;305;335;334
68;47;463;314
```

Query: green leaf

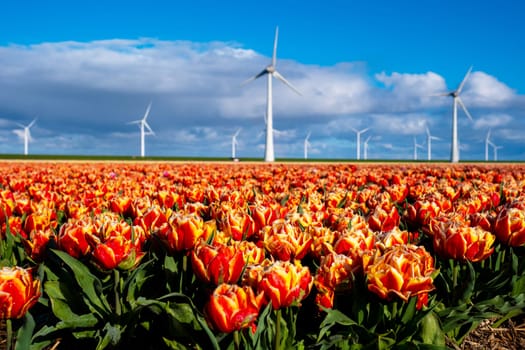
15;312;35;350
162;337;191;350
419;312;445;345
96;323;122;350
44;281;96;326
166;302;196;324
50;249;111;316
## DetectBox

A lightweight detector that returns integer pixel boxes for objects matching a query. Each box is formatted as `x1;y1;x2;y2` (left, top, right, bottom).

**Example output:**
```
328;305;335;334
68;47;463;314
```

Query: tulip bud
366;244;435;308
258;260;313;309
0;267;41;319
493;206;525;247
191;242;245;285
205;284;264;333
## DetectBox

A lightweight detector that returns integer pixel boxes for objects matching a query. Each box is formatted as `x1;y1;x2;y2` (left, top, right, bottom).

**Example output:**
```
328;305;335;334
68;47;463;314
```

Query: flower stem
233;330;240;350
114;269;121;316
275;308;282;350
6;318;12;350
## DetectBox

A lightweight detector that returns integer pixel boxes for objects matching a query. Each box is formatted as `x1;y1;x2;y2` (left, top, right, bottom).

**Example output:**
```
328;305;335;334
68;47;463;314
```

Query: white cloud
473;113;513;129
0;38;522;160
463;71;516;107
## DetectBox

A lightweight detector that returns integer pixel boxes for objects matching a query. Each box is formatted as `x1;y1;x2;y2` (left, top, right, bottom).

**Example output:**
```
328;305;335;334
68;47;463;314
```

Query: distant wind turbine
437;66;474;163
14;119;37;155
304;132;311;160
493;144;503;162
425;126;440;161
351;127;370;160
413;137;425;161
363;135;372;160
231;129;241;159
242;26;301;162
485;129;492;162
128;102;154;157
487;136;502;161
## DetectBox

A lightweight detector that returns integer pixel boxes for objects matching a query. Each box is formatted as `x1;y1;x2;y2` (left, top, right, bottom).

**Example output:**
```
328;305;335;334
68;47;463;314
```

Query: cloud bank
0;38;523;160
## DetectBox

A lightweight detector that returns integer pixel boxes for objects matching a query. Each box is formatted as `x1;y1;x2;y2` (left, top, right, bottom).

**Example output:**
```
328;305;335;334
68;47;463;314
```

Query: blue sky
0;0;524;160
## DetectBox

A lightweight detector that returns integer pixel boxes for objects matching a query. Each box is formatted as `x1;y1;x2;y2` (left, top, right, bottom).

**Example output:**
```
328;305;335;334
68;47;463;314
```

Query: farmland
1;160;525;349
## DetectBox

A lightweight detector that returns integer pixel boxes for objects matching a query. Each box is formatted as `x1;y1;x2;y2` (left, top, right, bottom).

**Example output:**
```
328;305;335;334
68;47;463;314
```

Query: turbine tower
485;129;492;162
242;26;301;162
438;66;474;163
15;119;37;155
128;102;154;157
425;126;440;161
304;132;311;160
363;135;372;160
351;127;370;160
413;137;425;161
231;129;241;159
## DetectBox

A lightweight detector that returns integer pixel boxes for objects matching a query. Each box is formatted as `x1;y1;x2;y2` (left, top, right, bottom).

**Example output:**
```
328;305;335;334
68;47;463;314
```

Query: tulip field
1;161;525;349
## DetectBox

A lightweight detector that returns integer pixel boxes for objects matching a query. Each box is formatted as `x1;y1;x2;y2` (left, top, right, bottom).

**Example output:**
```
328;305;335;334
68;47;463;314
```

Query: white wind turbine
492;144;503;161
413;137;425;161
128;102;154;157
14;119;37;155
437;66;474;163
485;129;492;162
363;135;372;160
242;26;301;162
304;132;311;160
425;126;440;161
231;128;241;159
351;127;370;160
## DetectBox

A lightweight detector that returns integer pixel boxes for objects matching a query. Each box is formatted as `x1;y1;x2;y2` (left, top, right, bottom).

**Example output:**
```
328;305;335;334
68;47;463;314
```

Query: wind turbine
437;66;474;163
485;129;492;162
363;135;372;160
242;26;301;162
304;132;311;160
492;144;503;161
425;126;440;161
128;102;154;157
413;137;425;161
231;128;241;159
351;127;370;160
14;119;37;155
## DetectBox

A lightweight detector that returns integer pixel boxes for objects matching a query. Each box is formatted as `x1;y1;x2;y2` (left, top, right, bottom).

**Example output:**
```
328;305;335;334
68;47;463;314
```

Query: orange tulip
258;260;313;309
493;205;525;247
159;212;211;252
366;244;435;307
205;284;264;333
0;267;41;319
57;218;94;258
314;253;358;309
263;219;313;261
433;222;495;262
191;242;245;285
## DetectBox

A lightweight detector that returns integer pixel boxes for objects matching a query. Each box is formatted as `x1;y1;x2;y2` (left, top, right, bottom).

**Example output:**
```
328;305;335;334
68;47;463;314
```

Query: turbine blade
425;126;430;136
128;120;141;125
456;66;473;94
241;69;268;85
28;118;37;128
272;26;279;67
234;128;241;138
457;97;473;121
273;71;302;95
143;102;152;121
360;127;370;134
143;121;154;134
486;129;491;142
